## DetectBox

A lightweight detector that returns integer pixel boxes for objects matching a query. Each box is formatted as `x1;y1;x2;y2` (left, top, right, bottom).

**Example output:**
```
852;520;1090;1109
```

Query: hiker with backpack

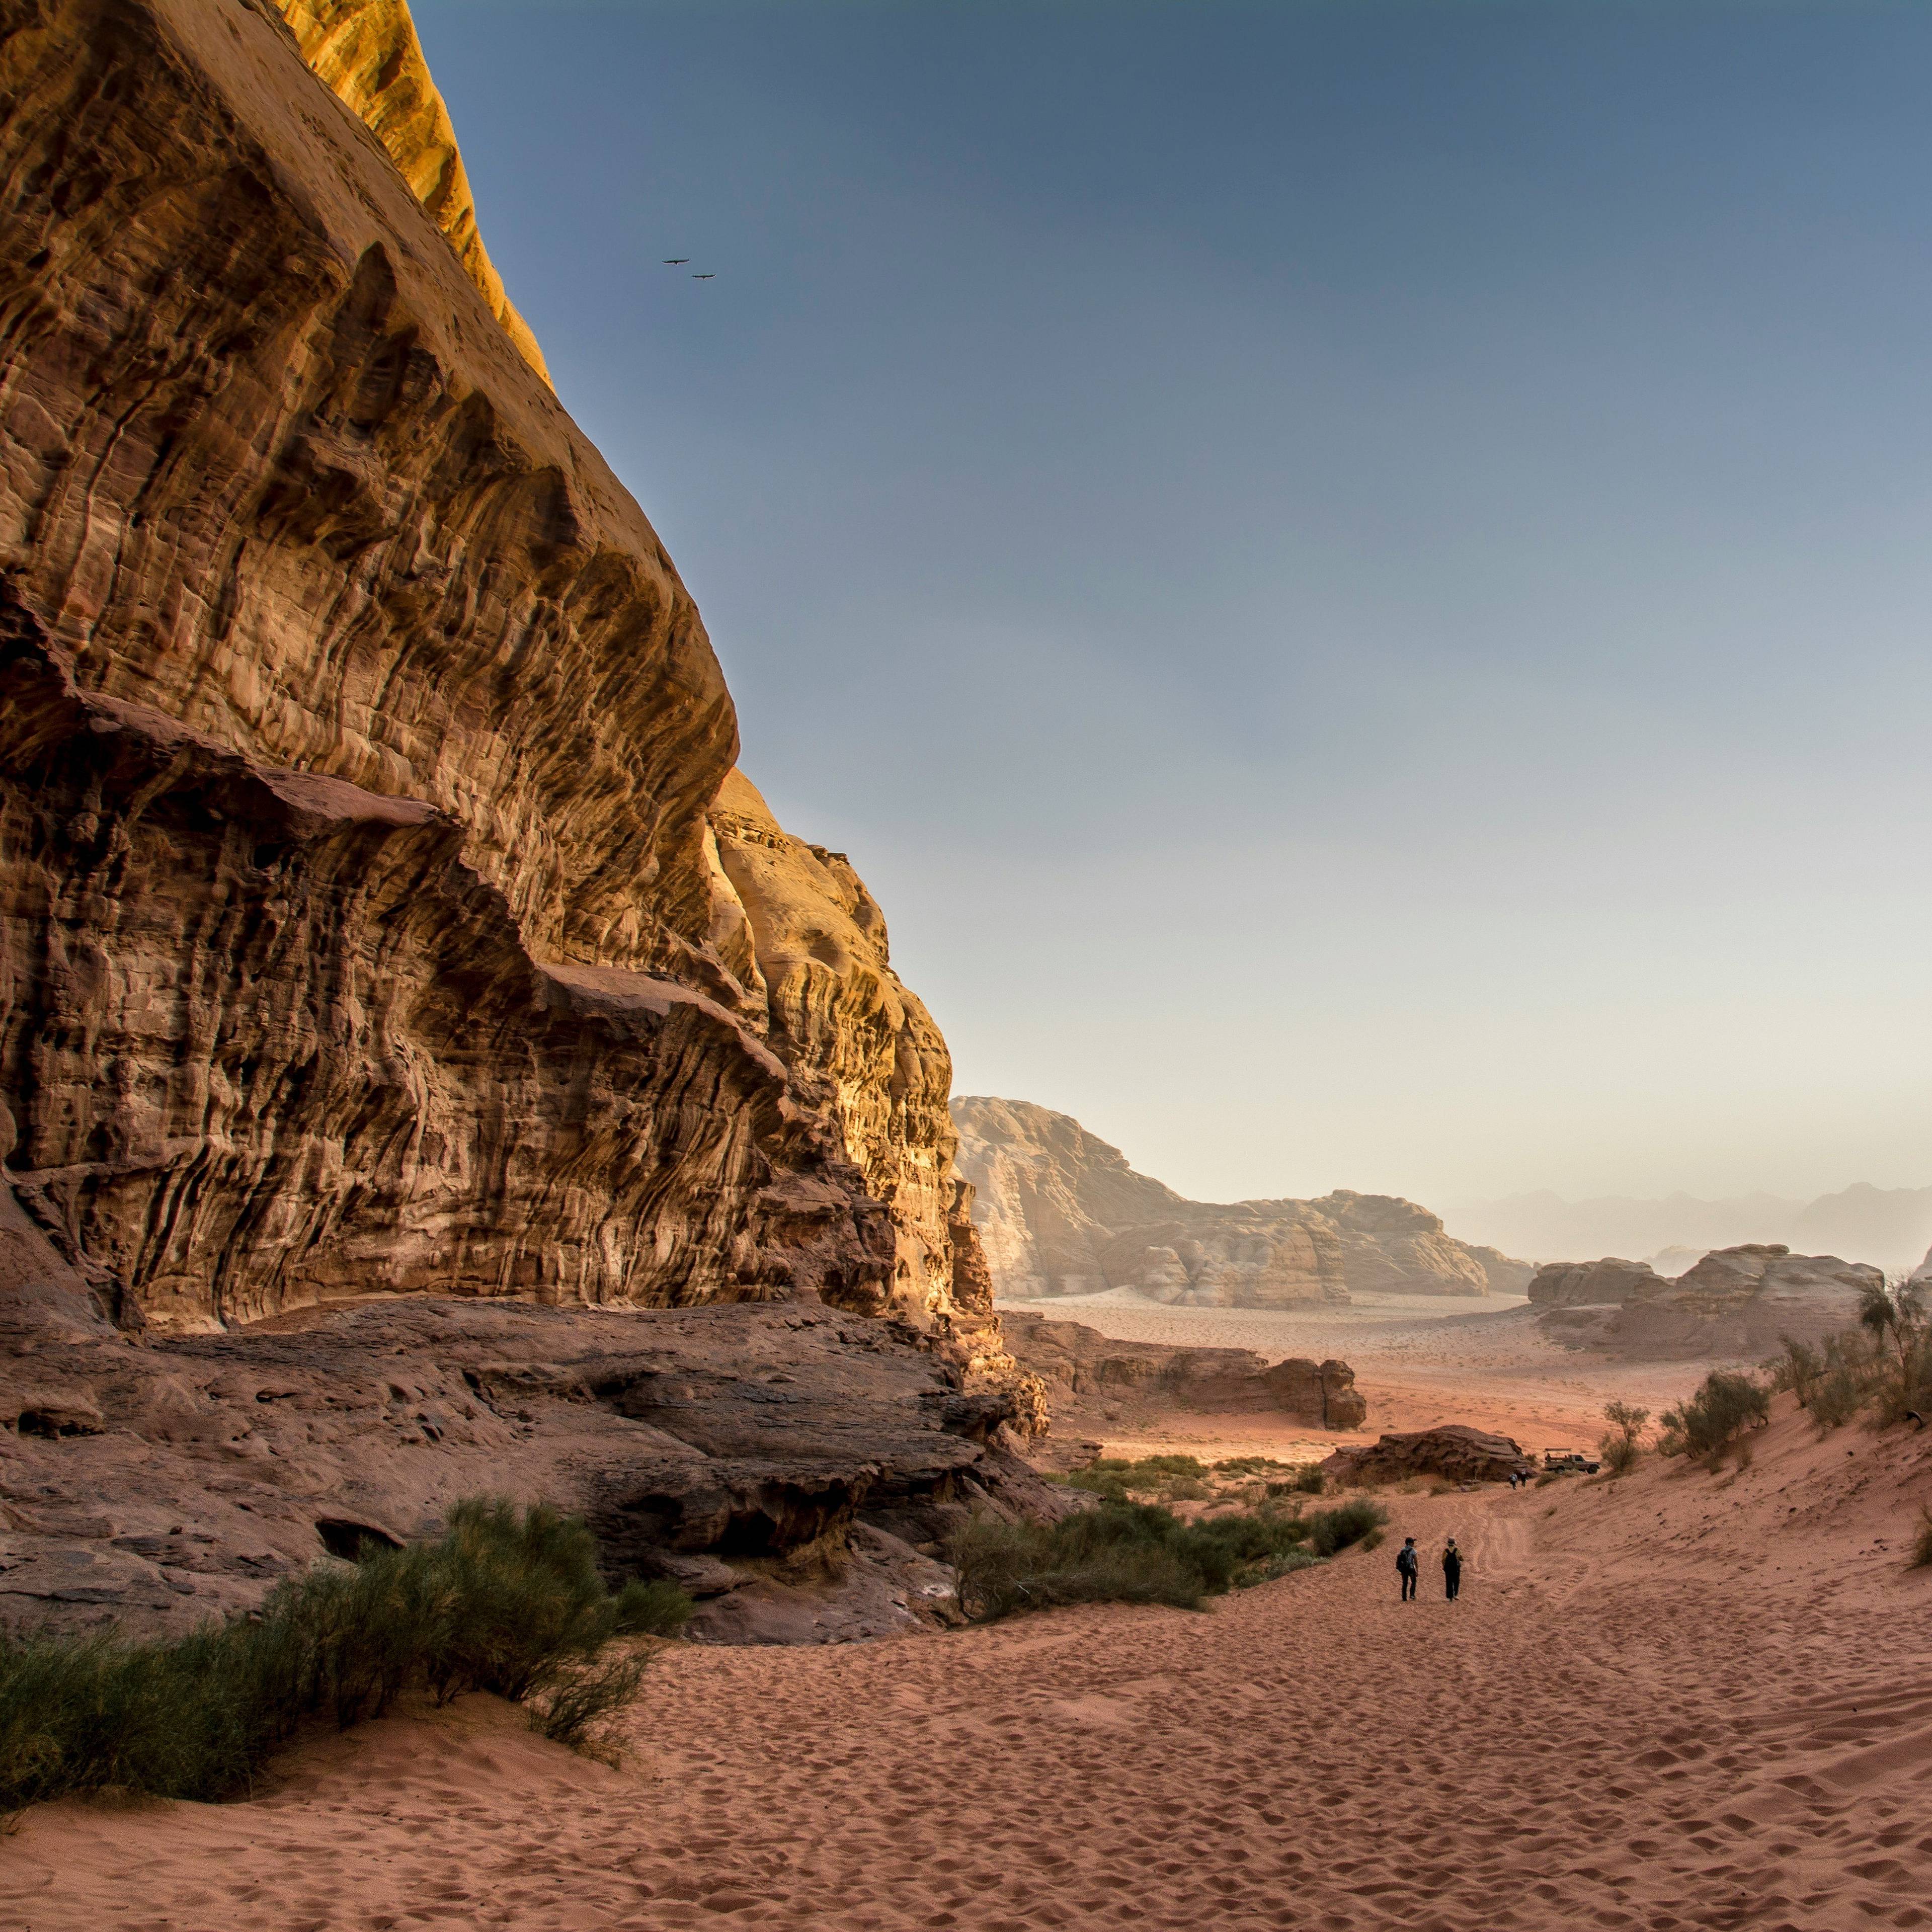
1396;1535;1420;1601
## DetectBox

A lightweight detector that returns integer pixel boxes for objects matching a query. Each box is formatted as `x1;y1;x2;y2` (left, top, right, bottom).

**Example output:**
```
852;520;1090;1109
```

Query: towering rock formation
0;0;1011;1401
952;1097;1531;1305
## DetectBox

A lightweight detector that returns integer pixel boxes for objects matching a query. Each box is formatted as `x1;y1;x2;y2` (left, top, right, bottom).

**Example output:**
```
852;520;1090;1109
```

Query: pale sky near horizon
416;0;1932;1209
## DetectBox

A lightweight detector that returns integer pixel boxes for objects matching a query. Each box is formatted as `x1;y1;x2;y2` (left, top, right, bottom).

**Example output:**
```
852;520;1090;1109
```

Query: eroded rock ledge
0;1226;1064;1642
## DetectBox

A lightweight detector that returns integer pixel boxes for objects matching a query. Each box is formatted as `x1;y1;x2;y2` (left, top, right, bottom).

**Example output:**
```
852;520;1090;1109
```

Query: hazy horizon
418;0;1932;1208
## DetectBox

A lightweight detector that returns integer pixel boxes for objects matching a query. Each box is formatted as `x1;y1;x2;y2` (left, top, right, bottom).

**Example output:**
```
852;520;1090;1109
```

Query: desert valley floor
10;1355;1932;1932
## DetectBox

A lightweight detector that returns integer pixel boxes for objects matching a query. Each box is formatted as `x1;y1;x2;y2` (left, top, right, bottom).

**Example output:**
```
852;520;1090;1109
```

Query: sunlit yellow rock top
275;0;551;385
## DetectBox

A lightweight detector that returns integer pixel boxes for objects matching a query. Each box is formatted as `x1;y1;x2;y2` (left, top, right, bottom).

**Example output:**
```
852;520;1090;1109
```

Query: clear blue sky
418;0;1932;1206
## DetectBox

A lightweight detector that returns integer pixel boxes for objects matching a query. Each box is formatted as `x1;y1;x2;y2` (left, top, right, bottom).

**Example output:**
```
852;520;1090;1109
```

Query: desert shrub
1063;1455;1214;1503
1305;1498;1388;1558
1869;1329;1932;1431
947;1494;1381;1622
1771;1336;1823;1407
613;1578;697;1638
1658;1371;1770;1460
1911;1508;1932;1570
1598;1399;1651;1478
0;1499;685;1814
1804;1333;1880;1429
1291;1464;1327;1495
1214;1457;1295;1479
948;1502;1217;1621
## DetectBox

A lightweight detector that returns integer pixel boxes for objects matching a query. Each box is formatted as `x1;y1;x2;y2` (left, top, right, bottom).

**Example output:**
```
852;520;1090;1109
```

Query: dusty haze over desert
2;5;1929;1932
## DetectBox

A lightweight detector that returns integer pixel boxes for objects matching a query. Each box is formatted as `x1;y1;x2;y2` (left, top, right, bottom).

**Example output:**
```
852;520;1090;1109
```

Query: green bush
948;1502;1218;1621
1870;1330;1932;1431
0;1499;689;1814
946;1495;1385;1623
1062;1454;1215;1503
1658;1371;1770;1460
1305;1498;1387;1557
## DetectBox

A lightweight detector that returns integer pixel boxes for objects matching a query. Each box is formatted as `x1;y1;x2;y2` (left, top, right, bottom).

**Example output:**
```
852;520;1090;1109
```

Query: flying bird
692;272;716;280
663;258;688;265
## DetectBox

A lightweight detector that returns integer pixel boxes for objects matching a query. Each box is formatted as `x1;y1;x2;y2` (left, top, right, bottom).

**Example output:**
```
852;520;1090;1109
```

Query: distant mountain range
1440;1183;1932;1274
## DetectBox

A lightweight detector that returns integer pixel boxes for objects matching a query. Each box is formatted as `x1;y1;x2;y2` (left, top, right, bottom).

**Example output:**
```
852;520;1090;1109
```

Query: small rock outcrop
952;1097;1530;1304
1002;1310;1367;1429
1320;1425;1530;1486
1527;1258;1666;1308
1535;1245;1880;1358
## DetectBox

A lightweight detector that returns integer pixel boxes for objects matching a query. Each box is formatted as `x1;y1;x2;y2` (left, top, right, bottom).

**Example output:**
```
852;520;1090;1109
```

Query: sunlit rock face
274;0;552;382
953;1097;1527;1305
0;0;1012;1393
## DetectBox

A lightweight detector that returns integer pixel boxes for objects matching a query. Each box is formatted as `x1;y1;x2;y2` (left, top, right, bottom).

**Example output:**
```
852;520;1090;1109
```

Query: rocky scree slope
1529;1244;1880;1358
0;0;1012;1391
953;1096;1530;1305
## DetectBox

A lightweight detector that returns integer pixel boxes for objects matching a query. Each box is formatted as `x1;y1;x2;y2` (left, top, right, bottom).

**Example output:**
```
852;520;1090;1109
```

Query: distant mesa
1531;1243;1882;1359
950;1096;1532;1307
1444;1181;1932;1274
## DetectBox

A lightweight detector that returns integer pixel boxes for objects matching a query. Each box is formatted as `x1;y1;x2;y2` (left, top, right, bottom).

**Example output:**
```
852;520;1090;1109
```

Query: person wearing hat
1396;1535;1420;1601
1441;1537;1463;1601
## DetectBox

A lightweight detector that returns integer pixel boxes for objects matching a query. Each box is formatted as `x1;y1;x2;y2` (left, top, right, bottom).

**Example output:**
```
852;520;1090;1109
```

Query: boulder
1527;1258;1665;1308
1319;1425;1531;1487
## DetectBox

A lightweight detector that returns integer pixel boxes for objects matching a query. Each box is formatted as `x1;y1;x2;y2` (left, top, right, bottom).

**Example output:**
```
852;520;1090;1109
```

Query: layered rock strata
1319;1424;1531;1487
1532;1245;1880;1359
0;0;1013;1414
1002;1309;1366;1430
953;1096;1530;1304
0;1204;1063;1642
272;0;550;382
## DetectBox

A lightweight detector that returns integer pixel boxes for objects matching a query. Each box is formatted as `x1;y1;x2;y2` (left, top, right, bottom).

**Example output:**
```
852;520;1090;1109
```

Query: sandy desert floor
1004;1290;1721;1464
11;1395;1932;1932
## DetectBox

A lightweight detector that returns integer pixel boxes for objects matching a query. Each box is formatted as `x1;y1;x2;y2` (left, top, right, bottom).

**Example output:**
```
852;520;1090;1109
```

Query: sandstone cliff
1532;1244;1879;1358
952;1097;1530;1304
0;0;1005;1390
273;0;551;383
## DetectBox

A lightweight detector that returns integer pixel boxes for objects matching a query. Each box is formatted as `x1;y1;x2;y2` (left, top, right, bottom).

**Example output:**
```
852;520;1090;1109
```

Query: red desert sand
8;1391;1932;1931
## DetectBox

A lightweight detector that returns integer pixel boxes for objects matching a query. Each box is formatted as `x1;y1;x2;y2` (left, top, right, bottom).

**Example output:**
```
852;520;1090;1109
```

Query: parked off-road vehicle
1542;1448;1601;1475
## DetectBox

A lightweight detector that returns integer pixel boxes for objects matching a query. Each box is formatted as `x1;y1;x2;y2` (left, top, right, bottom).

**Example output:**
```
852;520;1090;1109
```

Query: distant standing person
1397;1536;1419;1602
1442;1538;1463;1601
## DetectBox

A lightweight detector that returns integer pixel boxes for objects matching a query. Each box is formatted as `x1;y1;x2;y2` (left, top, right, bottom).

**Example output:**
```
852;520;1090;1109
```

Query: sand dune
11;1394;1932;1930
